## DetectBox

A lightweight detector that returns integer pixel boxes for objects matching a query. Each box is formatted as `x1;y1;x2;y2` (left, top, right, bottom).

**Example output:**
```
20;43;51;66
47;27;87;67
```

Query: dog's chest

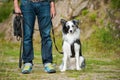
63;30;80;44
64;34;76;44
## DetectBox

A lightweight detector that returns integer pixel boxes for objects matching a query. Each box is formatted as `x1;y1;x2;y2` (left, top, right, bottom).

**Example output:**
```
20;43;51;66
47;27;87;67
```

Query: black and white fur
59;19;85;72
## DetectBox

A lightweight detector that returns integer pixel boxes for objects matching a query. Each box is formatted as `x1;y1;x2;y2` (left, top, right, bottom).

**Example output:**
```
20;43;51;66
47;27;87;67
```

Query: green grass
0;35;120;80
89;12;97;22
0;1;13;22
0;23;120;80
84;25;120;53
110;0;120;9
82;9;89;16
0;0;120;79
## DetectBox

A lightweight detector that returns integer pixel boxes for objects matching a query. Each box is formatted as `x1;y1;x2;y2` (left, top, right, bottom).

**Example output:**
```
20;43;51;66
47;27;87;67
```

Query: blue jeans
20;0;53;64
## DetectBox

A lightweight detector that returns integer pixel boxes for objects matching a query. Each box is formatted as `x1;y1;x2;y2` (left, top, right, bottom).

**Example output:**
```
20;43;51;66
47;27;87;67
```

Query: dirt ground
0;54;120;80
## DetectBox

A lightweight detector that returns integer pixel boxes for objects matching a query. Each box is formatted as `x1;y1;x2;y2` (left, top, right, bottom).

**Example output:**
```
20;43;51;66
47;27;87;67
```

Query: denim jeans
20;0;53;64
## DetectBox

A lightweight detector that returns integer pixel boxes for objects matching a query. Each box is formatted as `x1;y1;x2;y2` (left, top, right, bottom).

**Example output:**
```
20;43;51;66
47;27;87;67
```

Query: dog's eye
72;25;74;27
66;25;69;28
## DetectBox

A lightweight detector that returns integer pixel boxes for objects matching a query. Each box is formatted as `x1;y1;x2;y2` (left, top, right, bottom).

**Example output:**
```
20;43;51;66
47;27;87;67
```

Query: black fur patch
62;25;69;34
70;39;82;57
72;20;79;28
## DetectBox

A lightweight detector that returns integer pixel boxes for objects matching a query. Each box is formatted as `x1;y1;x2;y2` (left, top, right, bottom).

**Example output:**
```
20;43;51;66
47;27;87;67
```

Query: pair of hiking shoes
22;63;56;74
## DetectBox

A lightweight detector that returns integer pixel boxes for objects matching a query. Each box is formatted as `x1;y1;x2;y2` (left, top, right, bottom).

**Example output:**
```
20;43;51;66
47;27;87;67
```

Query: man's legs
21;0;35;74
37;2;55;73
38;16;53;64
37;2;53;64
22;14;35;64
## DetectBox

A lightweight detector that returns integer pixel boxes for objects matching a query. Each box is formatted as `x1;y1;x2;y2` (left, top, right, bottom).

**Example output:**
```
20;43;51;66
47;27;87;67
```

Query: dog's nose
70;30;72;33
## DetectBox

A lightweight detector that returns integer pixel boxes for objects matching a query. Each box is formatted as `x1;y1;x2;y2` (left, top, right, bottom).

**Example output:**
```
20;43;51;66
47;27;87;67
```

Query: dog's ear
61;19;67;26
72;20;80;25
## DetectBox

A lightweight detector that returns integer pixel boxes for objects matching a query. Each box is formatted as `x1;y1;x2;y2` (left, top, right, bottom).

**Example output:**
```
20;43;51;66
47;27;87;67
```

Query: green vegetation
0;1;13;22
89;25;120;52
0;0;120;80
0;37;120;80
82;9;89;16
110;0;120;9
89;12;97;21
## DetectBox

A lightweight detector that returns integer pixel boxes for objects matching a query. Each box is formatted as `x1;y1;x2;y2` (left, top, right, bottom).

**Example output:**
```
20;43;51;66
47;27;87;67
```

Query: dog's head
61;19;79;34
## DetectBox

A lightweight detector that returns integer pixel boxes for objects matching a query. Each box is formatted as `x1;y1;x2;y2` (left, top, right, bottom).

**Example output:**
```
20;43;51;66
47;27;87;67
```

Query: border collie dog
59;19;85;72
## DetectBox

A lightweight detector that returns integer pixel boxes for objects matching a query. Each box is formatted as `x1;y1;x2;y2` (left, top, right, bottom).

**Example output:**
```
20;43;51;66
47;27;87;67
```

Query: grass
0;33;120;80
0;1;13;23
89;12;97;22
0;0;120;79
0;22;120;79
110;0;120;9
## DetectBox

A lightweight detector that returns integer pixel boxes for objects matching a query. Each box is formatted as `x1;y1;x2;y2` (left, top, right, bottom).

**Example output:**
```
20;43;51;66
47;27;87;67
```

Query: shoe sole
45;70;56;73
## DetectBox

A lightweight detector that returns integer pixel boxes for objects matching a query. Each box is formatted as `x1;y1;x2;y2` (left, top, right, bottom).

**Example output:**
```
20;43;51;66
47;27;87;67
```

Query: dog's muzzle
70;30;73;33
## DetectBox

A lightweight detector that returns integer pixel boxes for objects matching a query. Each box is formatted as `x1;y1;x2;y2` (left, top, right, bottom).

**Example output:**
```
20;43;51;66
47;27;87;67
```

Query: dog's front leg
76;55;81;70
60;41;69;72
75;44;81;70
60;54;67;72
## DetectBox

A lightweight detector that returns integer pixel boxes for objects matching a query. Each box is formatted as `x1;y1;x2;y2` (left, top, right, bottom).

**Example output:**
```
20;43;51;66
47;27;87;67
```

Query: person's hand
14;0;22;15
50;2;56;18
14;6;21;15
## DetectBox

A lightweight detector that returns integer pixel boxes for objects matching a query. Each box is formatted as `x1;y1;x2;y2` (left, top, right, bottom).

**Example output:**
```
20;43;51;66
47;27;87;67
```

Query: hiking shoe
44;63;56;73
22;63;32;74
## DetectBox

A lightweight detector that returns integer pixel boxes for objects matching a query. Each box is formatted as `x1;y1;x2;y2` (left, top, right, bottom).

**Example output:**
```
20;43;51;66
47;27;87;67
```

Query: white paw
60;69;66;72
76;67;81;70
59;63;64;70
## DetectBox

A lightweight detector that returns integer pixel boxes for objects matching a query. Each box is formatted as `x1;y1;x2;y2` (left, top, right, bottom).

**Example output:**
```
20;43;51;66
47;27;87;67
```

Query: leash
13;12;23;68
51;21;63;54
19;33;23;69
19;16;23;69
51;21;63;66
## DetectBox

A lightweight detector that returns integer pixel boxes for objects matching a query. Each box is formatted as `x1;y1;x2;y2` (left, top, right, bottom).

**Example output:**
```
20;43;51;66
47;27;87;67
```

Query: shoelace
23;65;31;70
46;64;54;70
